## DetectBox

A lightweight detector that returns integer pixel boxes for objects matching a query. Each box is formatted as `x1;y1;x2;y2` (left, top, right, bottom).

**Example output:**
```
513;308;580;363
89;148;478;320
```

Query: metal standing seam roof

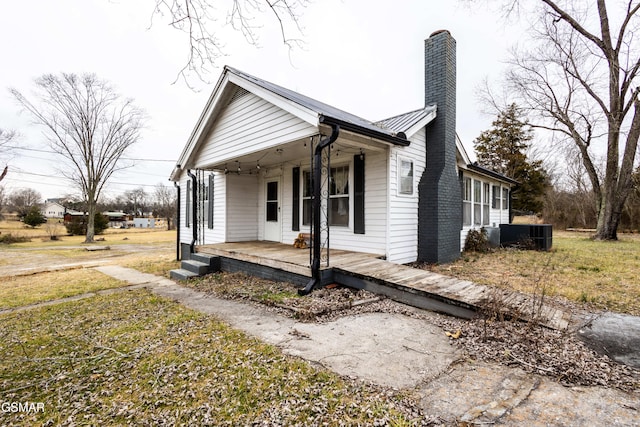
375;106;437;134
226;66;409;145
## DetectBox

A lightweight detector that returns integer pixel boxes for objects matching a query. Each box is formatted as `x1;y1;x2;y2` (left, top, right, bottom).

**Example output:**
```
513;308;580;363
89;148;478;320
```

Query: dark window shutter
208;174;214;229
186;179;191;228
292;167;300;231
354;154;365;234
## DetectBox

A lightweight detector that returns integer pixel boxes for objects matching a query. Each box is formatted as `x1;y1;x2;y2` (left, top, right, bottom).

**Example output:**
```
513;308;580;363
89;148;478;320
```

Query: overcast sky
0;0;522;201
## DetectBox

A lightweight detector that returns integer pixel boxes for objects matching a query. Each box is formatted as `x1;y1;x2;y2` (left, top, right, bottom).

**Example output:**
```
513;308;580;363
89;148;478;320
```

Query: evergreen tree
474;104;549;214
23;207;47;228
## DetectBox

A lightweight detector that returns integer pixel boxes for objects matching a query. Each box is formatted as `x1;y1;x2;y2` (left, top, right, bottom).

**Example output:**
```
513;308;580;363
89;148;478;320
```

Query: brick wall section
219;257;327;287
418;30;463;264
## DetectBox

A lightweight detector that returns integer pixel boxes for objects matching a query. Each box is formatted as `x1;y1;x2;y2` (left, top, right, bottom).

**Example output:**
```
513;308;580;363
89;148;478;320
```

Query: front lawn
0;290;425;425
430;231;640;315
0;269;125;310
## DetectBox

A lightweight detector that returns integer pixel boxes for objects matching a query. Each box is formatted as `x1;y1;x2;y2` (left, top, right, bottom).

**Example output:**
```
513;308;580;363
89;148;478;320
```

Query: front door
264;179;280;242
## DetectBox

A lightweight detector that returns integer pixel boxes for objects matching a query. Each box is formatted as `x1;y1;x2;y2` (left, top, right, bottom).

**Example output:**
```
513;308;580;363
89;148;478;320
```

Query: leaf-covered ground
187;272;640;393
0;289;433;426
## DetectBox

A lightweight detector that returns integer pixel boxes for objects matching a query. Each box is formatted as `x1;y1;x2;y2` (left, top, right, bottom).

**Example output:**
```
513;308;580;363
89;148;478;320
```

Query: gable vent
229;87;250;103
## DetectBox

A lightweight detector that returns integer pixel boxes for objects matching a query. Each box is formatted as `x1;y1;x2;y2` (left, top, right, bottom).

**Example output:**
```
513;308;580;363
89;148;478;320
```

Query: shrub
0;233;30;244
65;213;109;236
23;207;47;228
464;228;490;253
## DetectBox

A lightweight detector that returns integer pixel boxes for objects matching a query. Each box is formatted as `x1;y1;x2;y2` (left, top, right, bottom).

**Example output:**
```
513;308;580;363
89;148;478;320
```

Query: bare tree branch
492;0;640;239
10;74;145;242
151;0;308;86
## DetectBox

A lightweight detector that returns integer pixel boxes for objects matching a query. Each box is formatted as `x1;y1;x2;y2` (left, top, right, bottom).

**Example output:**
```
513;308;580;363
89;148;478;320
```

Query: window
200;180;209;227
302;171;312;226
483;183;490;225
473;180;482;226
302;166;350;227
266;181;278;222
398;158;414;195
329;165;349;226
492;185;501;209
502;188;509;211
463;177;472;226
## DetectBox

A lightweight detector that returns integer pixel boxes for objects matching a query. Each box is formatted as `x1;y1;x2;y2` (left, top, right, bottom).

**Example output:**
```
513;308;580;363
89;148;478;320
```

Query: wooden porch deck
196;242;570;330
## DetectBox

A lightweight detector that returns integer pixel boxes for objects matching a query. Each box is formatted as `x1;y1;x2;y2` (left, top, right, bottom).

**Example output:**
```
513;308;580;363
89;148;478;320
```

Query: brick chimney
417;30;462;264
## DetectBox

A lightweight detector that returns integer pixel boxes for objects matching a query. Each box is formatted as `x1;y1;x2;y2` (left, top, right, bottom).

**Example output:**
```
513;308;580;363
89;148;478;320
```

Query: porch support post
174;182;181;261
187;169;198;255
298;123;340;296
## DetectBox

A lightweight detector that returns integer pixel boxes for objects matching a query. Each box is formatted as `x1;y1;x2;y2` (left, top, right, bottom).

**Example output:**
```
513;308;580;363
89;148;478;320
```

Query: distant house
133;218;155;229
63;210;85;224
170;31;517;270
104;211;130;228
42;201;66;218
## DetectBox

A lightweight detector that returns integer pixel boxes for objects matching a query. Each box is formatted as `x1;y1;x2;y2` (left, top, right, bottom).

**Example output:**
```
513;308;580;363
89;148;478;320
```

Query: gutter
187;169;198;255
319;114;409;146
298;123;340;296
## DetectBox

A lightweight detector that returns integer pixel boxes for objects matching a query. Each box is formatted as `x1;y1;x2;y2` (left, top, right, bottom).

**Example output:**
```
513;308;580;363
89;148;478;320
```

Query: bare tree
153;182;177;229
0;129;17;182
10;73;145;242
151;0;307;84
8;188;42;219
124;187;148;216
490;0;640;240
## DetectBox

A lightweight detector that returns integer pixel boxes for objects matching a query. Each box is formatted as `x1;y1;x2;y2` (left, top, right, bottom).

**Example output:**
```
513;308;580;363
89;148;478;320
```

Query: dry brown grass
0;269;126;310
430;231;640;315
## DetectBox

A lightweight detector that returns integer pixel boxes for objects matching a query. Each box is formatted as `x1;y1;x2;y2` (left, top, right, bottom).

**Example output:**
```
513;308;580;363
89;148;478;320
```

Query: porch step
170;268;200;281
191;253;221;269
170;253;221;281
182;260;211;275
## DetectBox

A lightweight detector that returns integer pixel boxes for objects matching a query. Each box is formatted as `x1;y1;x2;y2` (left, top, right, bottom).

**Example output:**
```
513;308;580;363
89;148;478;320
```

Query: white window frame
463;177;472;226
397;156;414;196
502;188;509;211
483;182;490;226
301;164;351;227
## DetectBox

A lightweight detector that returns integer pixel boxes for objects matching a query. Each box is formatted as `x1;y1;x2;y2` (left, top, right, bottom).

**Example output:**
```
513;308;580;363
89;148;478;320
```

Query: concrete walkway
89;265;639;426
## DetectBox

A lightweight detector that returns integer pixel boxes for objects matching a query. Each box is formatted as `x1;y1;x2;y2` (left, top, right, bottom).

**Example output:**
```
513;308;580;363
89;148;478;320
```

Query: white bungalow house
42;200;66;218
170;31;516;281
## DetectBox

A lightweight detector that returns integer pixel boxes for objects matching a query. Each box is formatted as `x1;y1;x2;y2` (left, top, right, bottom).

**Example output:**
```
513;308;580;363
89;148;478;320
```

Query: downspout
174;181;181;261
187;169;198;255
298;123;340;296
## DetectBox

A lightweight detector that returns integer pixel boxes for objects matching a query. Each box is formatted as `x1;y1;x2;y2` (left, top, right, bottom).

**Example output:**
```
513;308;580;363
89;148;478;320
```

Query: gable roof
171;67;414;180
375;106;437;138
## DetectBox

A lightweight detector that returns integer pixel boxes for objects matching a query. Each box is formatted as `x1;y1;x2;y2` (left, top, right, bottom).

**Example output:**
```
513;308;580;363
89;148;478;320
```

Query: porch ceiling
196;126;392;174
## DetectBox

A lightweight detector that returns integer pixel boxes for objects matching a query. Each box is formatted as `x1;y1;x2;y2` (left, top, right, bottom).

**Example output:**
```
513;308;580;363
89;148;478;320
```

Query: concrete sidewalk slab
92;265;640;425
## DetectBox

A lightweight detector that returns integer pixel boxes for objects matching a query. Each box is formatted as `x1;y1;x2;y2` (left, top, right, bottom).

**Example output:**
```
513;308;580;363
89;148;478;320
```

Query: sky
0;0;522;201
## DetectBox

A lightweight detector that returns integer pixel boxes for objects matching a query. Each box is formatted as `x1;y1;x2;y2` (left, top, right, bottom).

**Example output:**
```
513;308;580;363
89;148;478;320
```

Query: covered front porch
187;241;570;329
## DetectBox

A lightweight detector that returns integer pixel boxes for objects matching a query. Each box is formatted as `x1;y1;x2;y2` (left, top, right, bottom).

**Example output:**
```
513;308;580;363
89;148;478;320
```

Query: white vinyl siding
387;128;426;264
201;172;226;244
195;88;316;169
459;171;513;251
226;174;259;241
